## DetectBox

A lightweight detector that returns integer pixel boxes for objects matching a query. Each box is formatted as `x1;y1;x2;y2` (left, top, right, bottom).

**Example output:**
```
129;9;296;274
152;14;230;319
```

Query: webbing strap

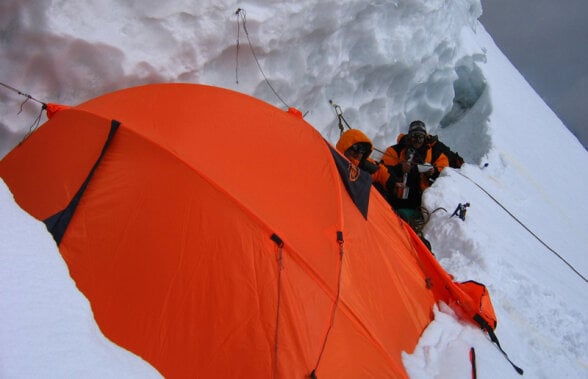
473;314;524;375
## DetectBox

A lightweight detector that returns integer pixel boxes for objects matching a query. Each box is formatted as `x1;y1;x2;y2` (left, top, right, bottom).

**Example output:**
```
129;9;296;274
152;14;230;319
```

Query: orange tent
0;84;495;378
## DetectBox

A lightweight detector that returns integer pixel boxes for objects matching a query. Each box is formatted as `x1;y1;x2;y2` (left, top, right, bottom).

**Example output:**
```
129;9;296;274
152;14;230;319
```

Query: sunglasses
350;143;370;154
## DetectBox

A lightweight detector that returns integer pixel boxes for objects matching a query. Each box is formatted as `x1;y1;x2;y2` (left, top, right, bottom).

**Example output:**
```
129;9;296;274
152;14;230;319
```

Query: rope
270;233;285;379
457;170;587;283
235;8;291;109
410;206;447;236
0;81;46;108
310;232;345;378
1;81;48;142
235;10;241;84
19;105;46;143
372;141;586;283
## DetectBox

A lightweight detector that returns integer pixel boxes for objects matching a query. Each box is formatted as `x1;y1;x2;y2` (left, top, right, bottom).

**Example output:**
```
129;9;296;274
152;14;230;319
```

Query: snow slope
0;180;162;378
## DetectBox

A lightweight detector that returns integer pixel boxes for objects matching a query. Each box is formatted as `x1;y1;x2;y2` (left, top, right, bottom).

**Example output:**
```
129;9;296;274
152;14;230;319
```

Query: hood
336;129;373;155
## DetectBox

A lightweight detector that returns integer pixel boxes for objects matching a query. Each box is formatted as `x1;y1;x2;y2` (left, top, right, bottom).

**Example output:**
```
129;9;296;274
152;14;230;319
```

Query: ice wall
1;0;490;162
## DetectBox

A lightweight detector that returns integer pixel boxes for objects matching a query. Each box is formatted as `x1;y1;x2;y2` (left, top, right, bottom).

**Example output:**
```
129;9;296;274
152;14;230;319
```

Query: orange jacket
381;134;449;191
336;130;394;189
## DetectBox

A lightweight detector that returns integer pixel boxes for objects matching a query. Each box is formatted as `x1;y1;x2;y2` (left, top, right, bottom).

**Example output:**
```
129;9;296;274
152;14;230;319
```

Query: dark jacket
381;134;449;209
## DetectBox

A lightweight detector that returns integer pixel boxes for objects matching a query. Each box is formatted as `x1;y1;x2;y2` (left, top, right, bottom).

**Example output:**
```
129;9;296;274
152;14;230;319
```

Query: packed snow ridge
1;0;491;164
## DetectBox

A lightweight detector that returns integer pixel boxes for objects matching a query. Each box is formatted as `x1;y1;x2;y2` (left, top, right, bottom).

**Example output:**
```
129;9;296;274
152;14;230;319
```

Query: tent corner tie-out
271;233;284;379
473;314;524;375
309;231;345;378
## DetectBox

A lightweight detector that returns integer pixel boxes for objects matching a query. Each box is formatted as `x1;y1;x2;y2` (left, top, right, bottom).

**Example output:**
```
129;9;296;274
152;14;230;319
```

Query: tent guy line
271;234;284;379
235;8;292;110
0;81;46;108
0;81;49;139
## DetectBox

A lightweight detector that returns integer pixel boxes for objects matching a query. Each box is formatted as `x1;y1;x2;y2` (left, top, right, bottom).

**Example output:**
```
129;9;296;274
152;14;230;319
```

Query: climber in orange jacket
381;120;449;219
336;129;400;205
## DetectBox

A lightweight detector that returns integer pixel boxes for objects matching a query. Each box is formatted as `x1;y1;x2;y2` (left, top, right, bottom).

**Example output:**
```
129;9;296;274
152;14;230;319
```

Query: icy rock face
1;0;488;162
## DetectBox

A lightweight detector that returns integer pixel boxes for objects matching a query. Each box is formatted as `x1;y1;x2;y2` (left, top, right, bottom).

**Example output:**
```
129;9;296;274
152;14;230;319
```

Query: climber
336;129;400;205
380;120;449;223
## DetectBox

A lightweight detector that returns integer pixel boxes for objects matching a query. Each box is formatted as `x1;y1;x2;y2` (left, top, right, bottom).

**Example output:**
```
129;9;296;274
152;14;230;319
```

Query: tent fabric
328;143;372;219
0;83;492;378
45;103;71;119
44;120;120;245
402;223;498;330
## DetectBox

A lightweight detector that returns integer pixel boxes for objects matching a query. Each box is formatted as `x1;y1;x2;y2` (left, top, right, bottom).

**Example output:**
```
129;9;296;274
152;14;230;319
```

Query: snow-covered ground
0;180;161;378
1;1;587;378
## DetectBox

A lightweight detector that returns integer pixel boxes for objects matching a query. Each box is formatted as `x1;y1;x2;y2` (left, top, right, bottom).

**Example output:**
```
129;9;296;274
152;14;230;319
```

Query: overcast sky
479;0;588;150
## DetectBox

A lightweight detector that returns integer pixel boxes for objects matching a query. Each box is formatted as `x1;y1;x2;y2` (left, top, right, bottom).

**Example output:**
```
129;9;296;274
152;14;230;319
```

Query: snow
1;0;587;378
0;181;161;378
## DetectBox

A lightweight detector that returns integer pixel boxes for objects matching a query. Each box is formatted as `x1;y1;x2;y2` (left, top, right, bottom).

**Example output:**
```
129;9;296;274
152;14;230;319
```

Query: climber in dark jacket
381;120;449;220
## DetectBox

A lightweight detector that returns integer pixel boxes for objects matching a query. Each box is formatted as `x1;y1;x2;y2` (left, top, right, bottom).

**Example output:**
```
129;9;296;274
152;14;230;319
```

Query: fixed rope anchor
451;202;470;221
329;99;352;135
